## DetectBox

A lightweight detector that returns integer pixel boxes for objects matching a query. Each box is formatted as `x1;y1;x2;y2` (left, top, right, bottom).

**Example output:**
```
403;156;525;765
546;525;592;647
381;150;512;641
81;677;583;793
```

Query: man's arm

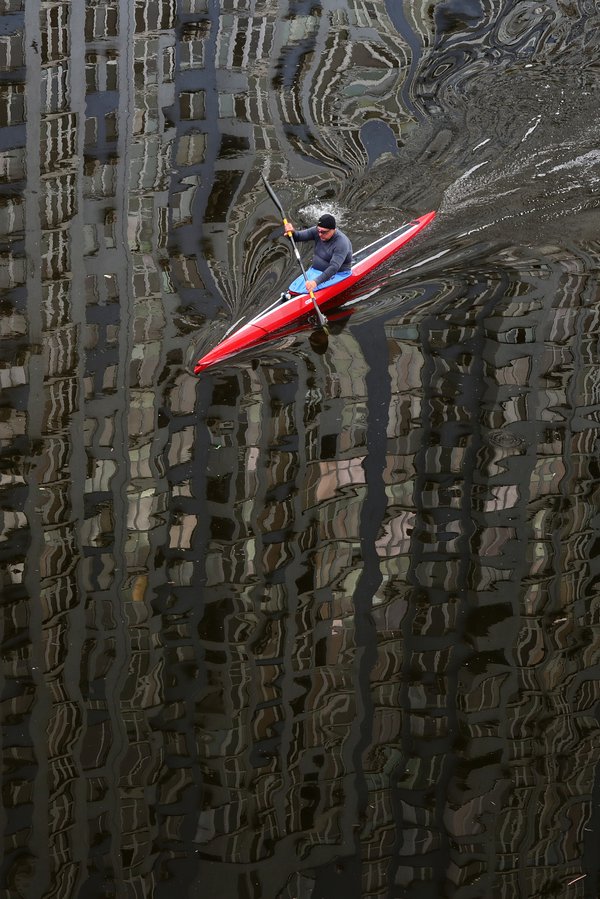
284;223;315;243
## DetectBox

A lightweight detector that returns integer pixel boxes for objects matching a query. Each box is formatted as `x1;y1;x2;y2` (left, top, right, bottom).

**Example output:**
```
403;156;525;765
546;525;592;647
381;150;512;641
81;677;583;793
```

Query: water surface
1;1;600;898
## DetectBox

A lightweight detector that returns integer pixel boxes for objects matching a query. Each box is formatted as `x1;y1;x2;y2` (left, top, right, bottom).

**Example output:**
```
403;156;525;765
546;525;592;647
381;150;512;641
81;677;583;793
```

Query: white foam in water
300;202;347;226
521;115;542;142
547;149;600;174
456;161;489;183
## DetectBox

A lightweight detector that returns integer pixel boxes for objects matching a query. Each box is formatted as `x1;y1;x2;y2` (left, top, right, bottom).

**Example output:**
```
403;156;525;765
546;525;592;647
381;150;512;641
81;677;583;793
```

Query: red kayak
194;211;436;373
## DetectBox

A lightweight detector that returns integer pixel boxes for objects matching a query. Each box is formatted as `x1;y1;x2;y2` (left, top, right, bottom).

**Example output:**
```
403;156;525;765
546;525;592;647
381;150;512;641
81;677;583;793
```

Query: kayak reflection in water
280;213;353;301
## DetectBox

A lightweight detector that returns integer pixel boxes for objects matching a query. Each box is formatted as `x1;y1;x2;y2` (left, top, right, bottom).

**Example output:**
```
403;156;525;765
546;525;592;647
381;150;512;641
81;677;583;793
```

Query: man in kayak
280;213;353;301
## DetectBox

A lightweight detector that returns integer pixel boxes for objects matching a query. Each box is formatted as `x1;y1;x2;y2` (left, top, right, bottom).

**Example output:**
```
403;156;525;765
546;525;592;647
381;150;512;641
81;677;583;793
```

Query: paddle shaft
261;175;327;327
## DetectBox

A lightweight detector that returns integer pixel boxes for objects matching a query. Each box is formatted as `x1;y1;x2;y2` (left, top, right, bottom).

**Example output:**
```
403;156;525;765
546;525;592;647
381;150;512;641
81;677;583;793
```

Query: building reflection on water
1;1;599;898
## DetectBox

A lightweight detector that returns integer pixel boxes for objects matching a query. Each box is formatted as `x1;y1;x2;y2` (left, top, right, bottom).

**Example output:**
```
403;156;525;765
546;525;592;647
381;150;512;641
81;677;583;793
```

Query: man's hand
305;279;317;292
284;222;294;237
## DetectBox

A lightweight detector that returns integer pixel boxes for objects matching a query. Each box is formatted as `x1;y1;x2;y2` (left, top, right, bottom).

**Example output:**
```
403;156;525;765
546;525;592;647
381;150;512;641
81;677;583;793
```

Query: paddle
261;174;328;330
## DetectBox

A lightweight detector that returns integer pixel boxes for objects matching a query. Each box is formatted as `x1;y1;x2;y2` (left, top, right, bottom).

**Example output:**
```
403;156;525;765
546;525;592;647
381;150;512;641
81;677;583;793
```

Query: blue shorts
288;267;352;294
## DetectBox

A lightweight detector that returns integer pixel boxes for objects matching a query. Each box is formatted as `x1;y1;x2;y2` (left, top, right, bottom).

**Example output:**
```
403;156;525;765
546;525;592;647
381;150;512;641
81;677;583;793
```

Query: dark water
2;1;600;897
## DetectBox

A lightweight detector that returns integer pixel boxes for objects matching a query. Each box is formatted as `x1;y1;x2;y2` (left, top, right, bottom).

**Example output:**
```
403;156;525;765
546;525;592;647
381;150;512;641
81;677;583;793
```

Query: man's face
317;226;334;240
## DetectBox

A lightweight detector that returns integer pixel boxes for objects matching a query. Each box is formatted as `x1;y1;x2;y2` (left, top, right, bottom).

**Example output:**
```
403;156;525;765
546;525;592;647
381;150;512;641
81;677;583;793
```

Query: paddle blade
261;173;286;219
309;329;329;354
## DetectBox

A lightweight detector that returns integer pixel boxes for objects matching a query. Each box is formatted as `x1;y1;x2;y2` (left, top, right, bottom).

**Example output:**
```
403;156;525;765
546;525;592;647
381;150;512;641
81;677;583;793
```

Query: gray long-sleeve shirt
292;226;353;285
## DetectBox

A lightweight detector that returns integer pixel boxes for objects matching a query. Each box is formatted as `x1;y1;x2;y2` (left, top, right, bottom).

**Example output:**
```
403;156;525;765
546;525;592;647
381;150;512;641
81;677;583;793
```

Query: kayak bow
194;211;436;373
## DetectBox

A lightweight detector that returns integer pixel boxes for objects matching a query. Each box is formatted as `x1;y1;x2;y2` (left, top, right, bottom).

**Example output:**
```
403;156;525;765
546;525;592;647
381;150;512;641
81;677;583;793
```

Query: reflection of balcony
314;455;366;504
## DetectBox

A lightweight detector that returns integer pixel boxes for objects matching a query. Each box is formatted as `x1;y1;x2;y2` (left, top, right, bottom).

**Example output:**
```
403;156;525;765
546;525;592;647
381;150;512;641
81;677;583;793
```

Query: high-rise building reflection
1;1;600;898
